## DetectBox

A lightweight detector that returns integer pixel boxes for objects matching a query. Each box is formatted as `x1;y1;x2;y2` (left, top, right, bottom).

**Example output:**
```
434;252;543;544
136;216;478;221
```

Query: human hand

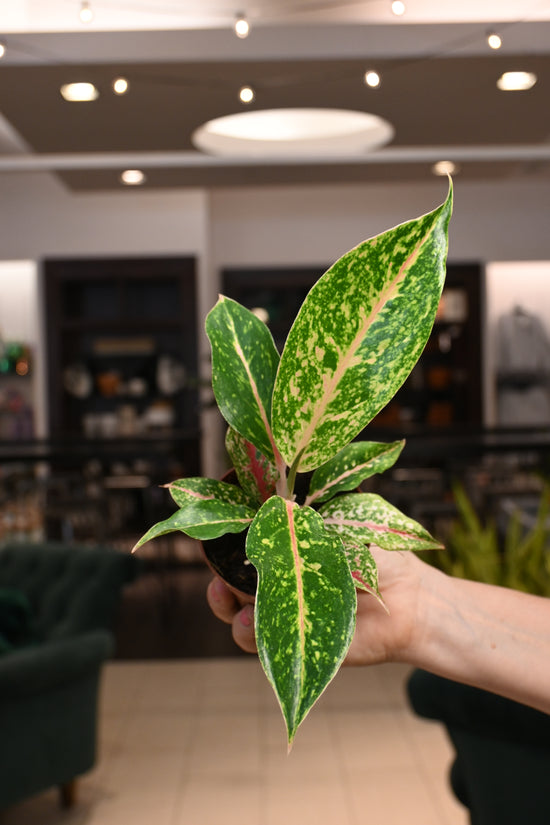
206;547;438;664
206;576;258;653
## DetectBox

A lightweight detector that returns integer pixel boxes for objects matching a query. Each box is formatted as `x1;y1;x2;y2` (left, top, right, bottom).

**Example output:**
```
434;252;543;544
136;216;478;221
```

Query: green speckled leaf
225;427;279;505
306;440;405;505
320;493;444;551
340;540;378;591
206;296;280;461
246;497;356;745
166;476;256;508
133;496;255;548
341;540;386;609
272;183;452;472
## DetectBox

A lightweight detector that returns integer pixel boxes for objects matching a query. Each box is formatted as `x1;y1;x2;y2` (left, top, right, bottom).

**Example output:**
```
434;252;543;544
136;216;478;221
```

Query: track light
234;14;250;39
364;70;381;89
79;2;93;23
239;85;255;104
112;77;129;95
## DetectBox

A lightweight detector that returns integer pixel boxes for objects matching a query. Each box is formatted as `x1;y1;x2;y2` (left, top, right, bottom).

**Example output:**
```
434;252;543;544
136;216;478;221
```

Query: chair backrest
0;541;141;640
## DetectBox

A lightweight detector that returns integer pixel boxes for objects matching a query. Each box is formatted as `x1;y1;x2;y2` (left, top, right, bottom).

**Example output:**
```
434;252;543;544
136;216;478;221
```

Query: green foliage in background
426;482;550;596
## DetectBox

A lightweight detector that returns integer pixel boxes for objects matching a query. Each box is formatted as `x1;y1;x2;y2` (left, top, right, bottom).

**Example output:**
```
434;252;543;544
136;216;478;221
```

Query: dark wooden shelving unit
223;261;484;431
44;256;200;441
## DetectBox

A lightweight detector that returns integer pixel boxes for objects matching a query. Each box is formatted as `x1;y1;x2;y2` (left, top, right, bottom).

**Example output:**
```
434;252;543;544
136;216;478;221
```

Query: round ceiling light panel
192;108;394;157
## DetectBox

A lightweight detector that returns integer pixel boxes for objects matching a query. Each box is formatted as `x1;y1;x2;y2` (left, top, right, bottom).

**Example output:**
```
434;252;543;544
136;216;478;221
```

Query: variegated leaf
341;540;388;610
133;497;255;548
272;183;453;472
206;296;281;461
166;476;256;509
246;497;356;745
320;493;444;552
225;427;279;505
306;440;405;505
341;540;380;592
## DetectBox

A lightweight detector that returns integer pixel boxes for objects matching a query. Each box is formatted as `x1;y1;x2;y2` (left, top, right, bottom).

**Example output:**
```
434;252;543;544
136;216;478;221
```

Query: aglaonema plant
134;182;453;746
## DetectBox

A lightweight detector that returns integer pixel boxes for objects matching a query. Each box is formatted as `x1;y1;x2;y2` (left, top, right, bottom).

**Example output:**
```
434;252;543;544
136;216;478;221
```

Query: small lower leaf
341;540;379;593
246;497;356;745
133;498;255;548
306;440;405;505
166;476;253;508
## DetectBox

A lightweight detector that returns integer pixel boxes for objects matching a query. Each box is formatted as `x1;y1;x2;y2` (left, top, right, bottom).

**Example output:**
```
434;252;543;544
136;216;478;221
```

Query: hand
206;547;435;663
206;576;258;653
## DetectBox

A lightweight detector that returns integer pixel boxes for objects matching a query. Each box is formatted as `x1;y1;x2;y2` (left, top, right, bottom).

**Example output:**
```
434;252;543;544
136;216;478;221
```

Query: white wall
0;260;45;435
209;178;550;266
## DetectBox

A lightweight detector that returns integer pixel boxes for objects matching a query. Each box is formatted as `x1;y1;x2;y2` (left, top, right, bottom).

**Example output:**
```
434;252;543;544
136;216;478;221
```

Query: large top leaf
206;296;280;461
272;183;453;472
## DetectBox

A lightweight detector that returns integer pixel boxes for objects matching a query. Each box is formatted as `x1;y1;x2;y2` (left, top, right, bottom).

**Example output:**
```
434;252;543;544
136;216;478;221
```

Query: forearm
409;567;550;714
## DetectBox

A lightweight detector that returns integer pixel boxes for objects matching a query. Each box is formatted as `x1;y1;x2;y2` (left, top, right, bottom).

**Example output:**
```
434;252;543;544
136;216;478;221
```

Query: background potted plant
134;182;453;746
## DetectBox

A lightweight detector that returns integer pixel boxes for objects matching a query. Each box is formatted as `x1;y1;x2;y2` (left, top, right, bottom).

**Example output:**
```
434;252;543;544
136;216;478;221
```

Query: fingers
231;604;257;654
206;577;258;654
207;576;240;624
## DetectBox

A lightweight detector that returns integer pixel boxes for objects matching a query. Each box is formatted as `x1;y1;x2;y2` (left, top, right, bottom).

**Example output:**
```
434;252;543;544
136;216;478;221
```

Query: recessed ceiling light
113;77;129;95
234;14;250;38
391;1;406;16
192;108;394;157
120;169;146;186
432;160;459;177
60;82;99;102
497;71;537;91
239;85;255;104
364;70;381;89
487;32;502;50
0;43;5;60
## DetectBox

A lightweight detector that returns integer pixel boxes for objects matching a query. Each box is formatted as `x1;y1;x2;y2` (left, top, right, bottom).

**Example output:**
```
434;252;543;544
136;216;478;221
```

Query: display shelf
223;262;484;429
44;256;199;439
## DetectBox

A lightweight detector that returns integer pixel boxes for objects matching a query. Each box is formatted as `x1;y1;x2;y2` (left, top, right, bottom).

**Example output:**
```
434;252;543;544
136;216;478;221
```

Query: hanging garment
496;307;550;426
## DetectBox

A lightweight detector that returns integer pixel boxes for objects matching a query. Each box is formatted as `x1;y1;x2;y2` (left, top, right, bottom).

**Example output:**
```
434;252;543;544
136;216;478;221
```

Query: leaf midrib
292;241;424;461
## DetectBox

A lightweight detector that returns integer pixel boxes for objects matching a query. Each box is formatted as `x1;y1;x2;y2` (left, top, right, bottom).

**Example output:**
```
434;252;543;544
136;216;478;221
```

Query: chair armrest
407;669;550;747
0;630;114;701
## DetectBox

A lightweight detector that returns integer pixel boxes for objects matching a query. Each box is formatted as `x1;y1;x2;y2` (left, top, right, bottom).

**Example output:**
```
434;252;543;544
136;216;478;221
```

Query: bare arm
207;548;550;715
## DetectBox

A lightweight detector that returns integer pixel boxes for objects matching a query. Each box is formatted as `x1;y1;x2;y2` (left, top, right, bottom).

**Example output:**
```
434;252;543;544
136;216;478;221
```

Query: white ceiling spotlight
239;85;255;104
0;43;6;60
234;13;250;39
486;32;502;49
112;77;129;95
192;108;394;158
497;71;537;90
79;1;93;24
120;169;146;186
60;82;99;102
391;1;406;16
364;70;381;88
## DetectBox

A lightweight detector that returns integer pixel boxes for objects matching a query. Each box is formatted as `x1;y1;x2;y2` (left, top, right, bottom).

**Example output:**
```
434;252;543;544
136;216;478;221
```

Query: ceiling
0;1;549;191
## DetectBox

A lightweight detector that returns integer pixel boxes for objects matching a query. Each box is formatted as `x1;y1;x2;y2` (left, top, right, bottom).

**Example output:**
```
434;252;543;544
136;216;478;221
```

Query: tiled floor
0;658;469;825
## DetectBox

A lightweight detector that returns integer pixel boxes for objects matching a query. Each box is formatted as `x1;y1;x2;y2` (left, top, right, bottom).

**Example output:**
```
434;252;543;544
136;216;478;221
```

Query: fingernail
239;606;253;628
210;577;225;601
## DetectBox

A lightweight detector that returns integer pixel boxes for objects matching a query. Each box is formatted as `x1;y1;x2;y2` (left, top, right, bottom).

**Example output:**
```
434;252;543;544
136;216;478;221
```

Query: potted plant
134;182;453;746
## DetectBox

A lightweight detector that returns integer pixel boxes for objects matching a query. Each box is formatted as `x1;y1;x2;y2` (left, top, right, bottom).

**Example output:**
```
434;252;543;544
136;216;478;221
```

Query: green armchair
407;669;550;825
0;541;141;811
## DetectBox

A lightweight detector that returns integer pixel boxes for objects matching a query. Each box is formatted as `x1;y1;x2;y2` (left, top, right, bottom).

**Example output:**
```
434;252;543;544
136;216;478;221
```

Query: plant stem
286;456;301;501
